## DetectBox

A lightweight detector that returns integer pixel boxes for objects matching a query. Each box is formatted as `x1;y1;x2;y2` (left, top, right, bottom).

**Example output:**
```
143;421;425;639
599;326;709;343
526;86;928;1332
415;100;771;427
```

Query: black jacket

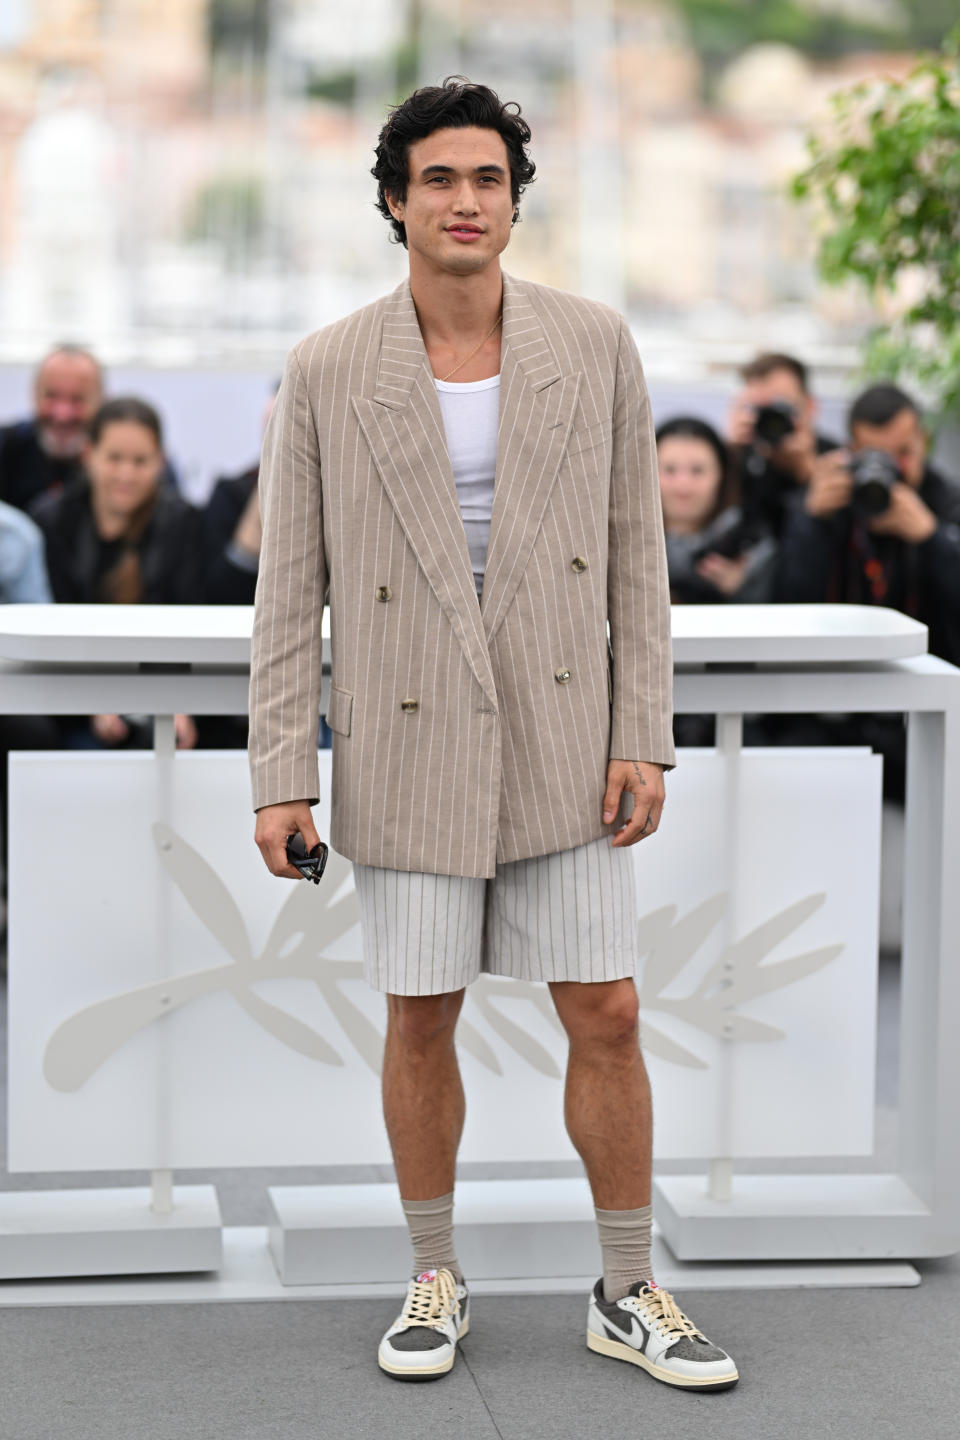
32;477;204;605
665;506;778;605
0;420;83;513
775;463;960;667
203;465;259;604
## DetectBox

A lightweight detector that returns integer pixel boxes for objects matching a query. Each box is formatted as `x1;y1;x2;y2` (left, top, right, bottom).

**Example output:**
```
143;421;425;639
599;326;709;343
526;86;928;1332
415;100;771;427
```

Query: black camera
690;508;756;564
753;401;796;448
849;448;899;518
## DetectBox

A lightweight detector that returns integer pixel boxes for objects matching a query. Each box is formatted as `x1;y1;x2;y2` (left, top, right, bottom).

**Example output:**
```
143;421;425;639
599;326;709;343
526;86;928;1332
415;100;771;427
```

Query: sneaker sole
586;1328;739;1391
378;1316;470;1380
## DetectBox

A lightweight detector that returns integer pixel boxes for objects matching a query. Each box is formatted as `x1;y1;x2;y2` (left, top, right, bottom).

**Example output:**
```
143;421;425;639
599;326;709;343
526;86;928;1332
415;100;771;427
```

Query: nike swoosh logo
603;1315;647;1351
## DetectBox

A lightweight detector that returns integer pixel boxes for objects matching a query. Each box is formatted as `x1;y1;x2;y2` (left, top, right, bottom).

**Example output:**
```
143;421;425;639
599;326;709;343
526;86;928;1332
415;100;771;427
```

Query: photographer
657;416;777;604
726;352;839;536
776;384;960;669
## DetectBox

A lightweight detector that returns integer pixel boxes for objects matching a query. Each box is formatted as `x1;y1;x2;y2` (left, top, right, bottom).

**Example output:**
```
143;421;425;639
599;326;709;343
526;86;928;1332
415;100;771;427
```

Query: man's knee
386;989;465;1052
551;977;639;1049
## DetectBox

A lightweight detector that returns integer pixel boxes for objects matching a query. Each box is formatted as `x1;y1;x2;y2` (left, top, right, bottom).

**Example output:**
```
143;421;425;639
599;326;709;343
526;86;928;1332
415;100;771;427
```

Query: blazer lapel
480;271;581;641
351;277;497;707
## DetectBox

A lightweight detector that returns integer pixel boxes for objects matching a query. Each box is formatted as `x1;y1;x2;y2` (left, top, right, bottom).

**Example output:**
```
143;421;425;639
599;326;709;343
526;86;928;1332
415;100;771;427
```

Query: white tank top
435;373;500;599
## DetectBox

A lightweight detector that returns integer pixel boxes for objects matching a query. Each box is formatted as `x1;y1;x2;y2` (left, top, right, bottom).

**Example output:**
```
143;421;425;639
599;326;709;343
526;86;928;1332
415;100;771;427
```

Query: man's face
740;367;815;447
34;352;102;459
851;407;927;489
386;126;515;276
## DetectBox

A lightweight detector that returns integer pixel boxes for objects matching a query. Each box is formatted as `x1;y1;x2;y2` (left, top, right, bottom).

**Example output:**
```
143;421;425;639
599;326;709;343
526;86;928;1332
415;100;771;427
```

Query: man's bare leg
378;991;468;1377
549;977;651;1206
382;990;466;1286
550;977;653;1297
382;989;467;1198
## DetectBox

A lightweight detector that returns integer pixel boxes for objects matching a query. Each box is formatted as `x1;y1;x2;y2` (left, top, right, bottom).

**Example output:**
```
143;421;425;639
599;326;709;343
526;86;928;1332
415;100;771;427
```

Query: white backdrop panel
8;747;880;1170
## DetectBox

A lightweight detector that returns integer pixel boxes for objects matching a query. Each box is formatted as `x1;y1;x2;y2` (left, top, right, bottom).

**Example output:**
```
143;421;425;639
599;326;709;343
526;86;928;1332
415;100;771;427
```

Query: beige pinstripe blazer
249;268;675;878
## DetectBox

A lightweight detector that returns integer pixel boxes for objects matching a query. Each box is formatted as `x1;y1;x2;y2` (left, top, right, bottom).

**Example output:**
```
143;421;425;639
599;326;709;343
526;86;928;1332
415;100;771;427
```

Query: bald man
0;345;104;513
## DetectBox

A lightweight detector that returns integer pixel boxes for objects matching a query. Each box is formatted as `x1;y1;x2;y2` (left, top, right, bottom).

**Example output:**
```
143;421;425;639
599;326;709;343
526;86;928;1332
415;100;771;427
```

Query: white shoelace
633;1286;704;1343
398;1269;459;1330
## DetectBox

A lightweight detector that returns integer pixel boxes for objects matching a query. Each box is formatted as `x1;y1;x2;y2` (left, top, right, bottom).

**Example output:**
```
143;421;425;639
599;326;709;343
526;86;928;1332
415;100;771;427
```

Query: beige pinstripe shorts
352;835;638;996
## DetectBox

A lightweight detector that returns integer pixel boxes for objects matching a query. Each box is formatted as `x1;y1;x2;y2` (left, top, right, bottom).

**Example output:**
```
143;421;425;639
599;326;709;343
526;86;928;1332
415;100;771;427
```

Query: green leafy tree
791;26;960;423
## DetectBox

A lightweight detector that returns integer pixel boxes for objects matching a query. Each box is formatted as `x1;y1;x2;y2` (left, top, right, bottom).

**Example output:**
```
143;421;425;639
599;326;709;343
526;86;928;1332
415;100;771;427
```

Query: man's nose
452;183;480;211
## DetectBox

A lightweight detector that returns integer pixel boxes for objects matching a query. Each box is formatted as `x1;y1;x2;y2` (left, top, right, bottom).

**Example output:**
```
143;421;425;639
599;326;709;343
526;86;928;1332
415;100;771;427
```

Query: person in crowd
0;344;104;513
774;382;960;798
32;396;203;750
657;416;777;604
203;384;278;606
725;351;839;535
200;380;333;748
0;500;53;604
777;382;960;664
0;502;58;899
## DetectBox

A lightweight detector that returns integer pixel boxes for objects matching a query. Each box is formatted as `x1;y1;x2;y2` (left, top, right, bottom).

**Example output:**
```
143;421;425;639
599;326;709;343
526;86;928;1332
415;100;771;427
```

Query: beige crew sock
400;1191;462;1282
595;1204;654;1301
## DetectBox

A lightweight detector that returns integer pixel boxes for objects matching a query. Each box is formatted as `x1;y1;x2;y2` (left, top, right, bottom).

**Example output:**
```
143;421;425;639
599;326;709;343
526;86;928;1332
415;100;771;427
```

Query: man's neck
407;254;504;349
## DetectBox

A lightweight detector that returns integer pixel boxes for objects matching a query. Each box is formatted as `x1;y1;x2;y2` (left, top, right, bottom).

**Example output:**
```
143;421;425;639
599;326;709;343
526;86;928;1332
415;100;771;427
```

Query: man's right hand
255;800;323;880
805;448;854;517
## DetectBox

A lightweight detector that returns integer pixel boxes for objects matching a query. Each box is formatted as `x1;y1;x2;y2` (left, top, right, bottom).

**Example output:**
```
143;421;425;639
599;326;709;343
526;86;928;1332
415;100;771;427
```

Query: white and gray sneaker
378;1267;469;1380
587;1279;739;1391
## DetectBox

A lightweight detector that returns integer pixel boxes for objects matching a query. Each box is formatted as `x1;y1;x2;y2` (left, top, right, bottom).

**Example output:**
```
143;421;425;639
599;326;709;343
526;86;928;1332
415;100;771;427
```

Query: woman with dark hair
32;396;203;748
656;415;777;604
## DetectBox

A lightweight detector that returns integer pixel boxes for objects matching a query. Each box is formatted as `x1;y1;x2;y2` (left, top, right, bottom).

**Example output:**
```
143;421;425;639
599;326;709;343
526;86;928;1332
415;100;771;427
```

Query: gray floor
2;958;959;1439
1;1266;959;1440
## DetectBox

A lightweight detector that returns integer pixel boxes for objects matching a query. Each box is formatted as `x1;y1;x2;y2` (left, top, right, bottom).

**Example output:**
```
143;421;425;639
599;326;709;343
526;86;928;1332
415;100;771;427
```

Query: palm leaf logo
635;893;843;1068
42;828;844;1090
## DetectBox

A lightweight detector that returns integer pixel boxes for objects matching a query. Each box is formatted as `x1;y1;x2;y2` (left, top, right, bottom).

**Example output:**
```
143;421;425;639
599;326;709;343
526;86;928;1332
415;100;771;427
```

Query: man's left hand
867;483;937;544
603;760;665;847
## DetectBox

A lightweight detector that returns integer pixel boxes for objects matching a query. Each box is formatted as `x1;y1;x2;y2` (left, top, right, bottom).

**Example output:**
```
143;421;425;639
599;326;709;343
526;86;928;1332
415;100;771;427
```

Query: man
249;79;738;1391
778;383;960;662
776;382;960;799
725;350;838;538
0;344;103;513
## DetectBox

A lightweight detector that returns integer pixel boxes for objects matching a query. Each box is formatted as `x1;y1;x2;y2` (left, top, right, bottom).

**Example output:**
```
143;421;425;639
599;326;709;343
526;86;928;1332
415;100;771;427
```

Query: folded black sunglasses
285;832;329;885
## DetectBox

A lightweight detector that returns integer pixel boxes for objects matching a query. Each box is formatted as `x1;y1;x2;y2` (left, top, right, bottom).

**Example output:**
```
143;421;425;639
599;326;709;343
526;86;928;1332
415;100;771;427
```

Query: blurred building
0;0;928;371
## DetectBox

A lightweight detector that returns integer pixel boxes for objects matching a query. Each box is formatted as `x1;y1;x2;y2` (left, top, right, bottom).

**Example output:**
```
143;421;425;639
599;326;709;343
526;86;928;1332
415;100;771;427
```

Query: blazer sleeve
607;318;676;769
248;346;328;811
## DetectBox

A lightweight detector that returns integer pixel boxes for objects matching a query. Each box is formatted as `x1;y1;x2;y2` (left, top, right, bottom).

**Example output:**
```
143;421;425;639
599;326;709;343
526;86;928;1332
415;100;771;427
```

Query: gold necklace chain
438;311;503;383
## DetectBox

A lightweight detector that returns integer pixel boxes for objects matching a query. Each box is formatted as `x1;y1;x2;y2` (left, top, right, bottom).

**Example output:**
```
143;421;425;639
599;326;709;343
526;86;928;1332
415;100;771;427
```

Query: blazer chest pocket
327;685;353;737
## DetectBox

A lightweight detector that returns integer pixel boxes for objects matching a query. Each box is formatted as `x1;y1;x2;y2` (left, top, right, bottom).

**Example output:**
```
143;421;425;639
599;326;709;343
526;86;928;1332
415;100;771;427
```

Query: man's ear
385;188;404;222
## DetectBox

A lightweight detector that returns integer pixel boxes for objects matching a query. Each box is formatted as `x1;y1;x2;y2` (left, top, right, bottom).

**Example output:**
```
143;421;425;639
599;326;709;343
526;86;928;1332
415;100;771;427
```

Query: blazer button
571;556;588;572
375;585;392;602
400;698;418;713
555;668;571;684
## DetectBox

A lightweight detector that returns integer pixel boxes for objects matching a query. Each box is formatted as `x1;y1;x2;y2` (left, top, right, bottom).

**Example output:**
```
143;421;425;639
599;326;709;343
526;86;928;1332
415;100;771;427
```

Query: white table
0;603;957;1272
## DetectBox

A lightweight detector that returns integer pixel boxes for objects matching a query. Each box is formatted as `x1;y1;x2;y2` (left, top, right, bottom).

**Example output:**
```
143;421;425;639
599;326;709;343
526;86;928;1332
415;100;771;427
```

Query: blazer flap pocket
566;416;612;456
327;685;353;737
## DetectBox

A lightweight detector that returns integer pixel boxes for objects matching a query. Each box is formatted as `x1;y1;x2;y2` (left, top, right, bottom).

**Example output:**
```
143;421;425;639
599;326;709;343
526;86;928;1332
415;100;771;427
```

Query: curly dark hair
371;76;536;248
